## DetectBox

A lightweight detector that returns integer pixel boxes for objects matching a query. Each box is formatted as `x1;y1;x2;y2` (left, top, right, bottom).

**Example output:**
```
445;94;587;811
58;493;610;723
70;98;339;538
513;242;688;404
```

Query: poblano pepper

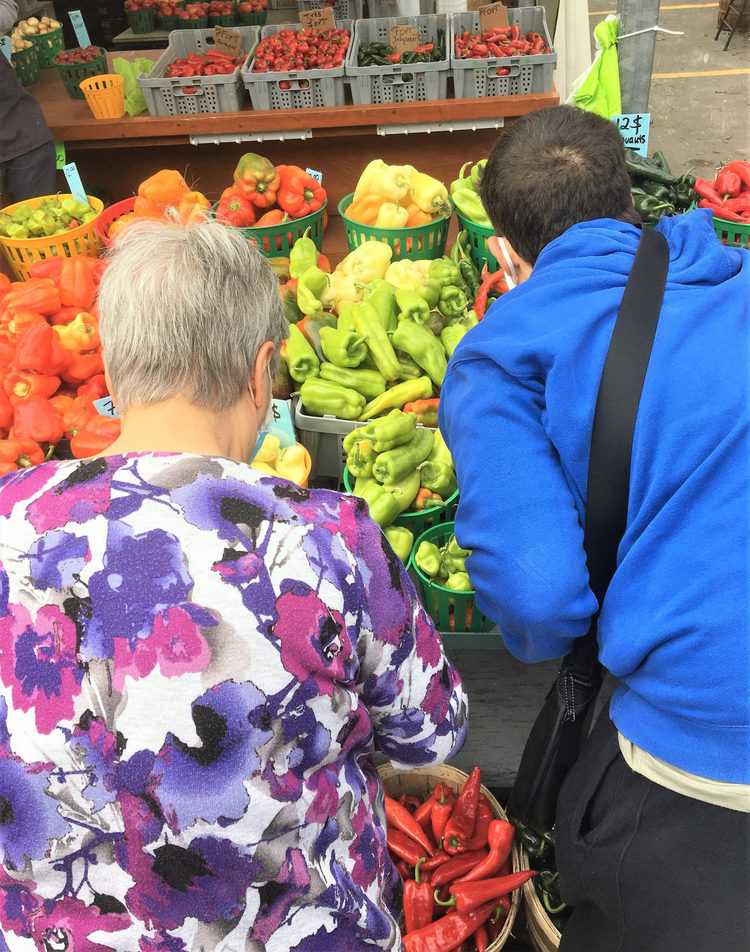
391;321;447;388
342;409;416;455
347;438;376;478
372;427;434;485
438;285;469;321
299;376;365;421
351;301;401;382
289;228;318;279
319;326;368;368
320;363;386;400
396;288;430;325
415;540;441;578
286;324;320;383
419;460;456;497
360;376;433;421
297;266;329;318
429;257;461;289
384;525;414;563
364;279;397;332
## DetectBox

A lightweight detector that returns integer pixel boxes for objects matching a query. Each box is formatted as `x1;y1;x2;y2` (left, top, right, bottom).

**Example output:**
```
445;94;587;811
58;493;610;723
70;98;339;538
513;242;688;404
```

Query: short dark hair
480;105;638;264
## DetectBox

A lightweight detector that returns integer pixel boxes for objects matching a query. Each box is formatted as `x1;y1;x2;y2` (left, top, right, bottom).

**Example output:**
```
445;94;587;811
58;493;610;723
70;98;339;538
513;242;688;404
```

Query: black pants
0;141;57;202
555;712;750;952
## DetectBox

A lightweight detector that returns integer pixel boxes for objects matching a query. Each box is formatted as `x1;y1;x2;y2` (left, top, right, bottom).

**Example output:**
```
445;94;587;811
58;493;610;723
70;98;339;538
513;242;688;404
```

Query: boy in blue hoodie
440;106;749;951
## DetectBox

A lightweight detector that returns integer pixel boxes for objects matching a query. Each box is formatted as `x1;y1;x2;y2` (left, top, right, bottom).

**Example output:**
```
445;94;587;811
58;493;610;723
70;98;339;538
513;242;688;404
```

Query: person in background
440;106;749;952
0;221;468;951
0;0;56;201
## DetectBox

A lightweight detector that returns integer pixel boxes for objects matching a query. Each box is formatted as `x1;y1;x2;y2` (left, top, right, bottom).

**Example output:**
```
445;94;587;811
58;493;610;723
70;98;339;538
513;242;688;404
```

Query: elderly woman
0;221;467;951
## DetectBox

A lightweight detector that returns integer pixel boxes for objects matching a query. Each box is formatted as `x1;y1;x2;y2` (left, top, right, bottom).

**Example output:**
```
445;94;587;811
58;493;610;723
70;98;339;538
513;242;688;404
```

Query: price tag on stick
68;10;92;47
389;24;420;55
0;36;12;62
479;3;510;32
299;7;335;32
612;113;651;157
62;162;89;206
93;396;120;419
213;26;243;59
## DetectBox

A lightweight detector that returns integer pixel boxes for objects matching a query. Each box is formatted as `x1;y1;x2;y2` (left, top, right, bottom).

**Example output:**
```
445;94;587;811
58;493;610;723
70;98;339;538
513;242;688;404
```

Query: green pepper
440;309;477;358
444;572;473;593
458;258;480;297
392;320;447;388
651;151;672;175
634;192;674;223
625;149;677;185
387;468;421;515
470;159;487;191
285;324;320;383
428;257;461;289
320;363;386;400
430;428;453;468
343;409;416;455
355;478;402;528
419;281;441;310
289;228;318;279
364;279;397;332
384;526;414;563
438;286;468;321
372;427;434;485
319;326;368;368
440;549;467;577
396;288;430;325
299;376;365;421
351;301;401;382
452;188;492;228
450;162;473;197
347;438;376;478
641;180;674;202
419;460;456;497
296;266;329;318
415;540;441;578
395;355;423;380
360;376;433;421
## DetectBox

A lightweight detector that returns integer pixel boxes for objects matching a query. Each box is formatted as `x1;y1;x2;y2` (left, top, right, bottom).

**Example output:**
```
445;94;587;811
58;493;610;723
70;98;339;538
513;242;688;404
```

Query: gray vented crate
346;14;449;105
294;398;359;485
450;7;556;99
242;20;352;110
139;27;260;116
297;0;363;19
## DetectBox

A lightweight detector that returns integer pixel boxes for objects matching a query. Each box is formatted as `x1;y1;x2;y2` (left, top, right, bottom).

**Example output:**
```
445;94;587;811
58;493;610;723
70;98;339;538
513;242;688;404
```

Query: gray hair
97;218;287;412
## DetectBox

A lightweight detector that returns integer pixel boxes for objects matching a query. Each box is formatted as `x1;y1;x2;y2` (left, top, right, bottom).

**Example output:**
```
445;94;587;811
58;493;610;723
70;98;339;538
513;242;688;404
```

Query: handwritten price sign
613;113;651;157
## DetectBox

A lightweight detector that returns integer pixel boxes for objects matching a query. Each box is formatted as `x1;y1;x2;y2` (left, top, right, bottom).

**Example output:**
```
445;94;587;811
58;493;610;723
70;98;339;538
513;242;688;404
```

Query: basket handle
273;77;313;92
488;60;522;79
171;85;206;97
382;72;416;86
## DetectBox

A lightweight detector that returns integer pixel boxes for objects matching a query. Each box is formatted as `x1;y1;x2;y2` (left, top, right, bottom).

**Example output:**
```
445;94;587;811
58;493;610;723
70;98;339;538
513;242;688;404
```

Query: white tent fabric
554;0;594;101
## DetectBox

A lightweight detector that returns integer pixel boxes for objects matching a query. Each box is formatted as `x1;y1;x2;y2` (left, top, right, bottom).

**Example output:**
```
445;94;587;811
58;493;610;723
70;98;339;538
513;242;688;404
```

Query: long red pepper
694;178;724;205
456;820;514;884
403;899;497;952
698;200;746;222
387;829;426;867
414;791;436;832
459;801;494;853
431;785;455;844
422;850;451;873
442;767;481;854
385;795;435;856
474;267;508;320
403;858;434;933
474;924;489;952
714;169;742;199
432;849;489;888
436;871;536;915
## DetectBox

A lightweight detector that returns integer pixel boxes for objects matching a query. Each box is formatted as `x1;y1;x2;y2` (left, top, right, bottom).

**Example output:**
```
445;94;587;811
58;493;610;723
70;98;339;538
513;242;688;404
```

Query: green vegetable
392;320;448;387
419;460;456;498
286;324;320;383
289;228;318;279
354;470;420;527
452;187;491;227
296;266;329;318
624;149;677;185
438;286;468;321
351;301;401;382
396;288;431;325
428;257;461;289
396;355;424;380
470;159;486;191
364;279;398;332
299;376;365;420
384;526;414;563
360;376;433;421
372;428;434;485
319;326;368;368
347;438;376;478
343;409;416;455
415;541;441;578
320;363;386;400
430;428;453;468
440;310;478;358
444;572;473;593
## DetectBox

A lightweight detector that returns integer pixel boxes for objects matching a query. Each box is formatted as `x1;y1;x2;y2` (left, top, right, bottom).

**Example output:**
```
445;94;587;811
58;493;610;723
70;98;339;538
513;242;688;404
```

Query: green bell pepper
289;228;318;279
447;536;471;559
286;324;320;384
452;188;492;228
355;478;402;527
444;572;473;593
429;257;461;290
343;409;416;455
384;526;414;563
360;376;433;422
415;540;441;578
320;363;386;400
364;279;397;332
438;286;469;321
387;469;421;515
395;355;424;380
450;161;473;197
347;438;376;478
372;427;434;485
299;376;365;421
297;266;329;318
470;159;486;191
351;301;401;382
419;460;456;498
396;288;430;325
391;320;447;388
319;326;368;368
441;550;467;577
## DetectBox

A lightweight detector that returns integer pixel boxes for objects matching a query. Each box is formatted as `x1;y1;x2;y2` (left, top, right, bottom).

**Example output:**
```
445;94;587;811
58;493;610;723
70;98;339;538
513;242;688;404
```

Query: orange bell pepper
134;169;190;219
233;153;281;209
176;190;211;225
4;371;61;406
53;312;100;352
11;396;64;445
255;209;287;227
71;416;120;458
3;279;61;317
346;195;381;225
62;352;104;386
15;322;71;375
0;438;44;472
405;203;432;227
59;257;99;310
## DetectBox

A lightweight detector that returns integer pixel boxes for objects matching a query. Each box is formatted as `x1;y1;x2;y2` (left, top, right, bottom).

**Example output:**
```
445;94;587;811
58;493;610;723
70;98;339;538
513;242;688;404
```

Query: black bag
507;227;670;845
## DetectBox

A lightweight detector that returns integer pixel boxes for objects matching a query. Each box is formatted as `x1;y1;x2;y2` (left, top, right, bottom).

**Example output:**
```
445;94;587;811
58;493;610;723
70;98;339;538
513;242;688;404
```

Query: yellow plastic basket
0;194;104;280
80;74;125;120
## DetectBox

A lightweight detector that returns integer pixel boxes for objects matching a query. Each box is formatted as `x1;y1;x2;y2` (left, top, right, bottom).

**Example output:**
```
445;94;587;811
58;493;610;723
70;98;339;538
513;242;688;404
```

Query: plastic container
346;13;449;105
30;26;64;68
455;208;498;273
234;202;327;257
55;48;108;100
296;0;363;20
11;45;40;86
80;74;126;119
339;192;450;261
379;762;522;951
451;7;557;99
712;214;750;248
242;20;352;111
157;12;179;29
209;12;236;25
410;521;493;633
94;196;137;247
139;26;259;116
0;194;104;281
127;8;156;33
343;465;458;537
295;398;360;485
237;10;268;25
178;15;209;27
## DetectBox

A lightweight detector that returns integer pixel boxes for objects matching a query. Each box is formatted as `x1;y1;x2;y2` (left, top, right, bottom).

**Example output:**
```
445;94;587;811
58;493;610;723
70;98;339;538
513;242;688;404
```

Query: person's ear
249;341;276;410
489;236;533;284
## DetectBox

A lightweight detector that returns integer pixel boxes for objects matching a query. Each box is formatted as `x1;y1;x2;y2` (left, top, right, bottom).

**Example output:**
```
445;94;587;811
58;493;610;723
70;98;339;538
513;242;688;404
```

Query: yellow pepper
384;259;432;291
275;444;309;485
322;271;363;311
53;312;99;352
375;203;409;228
347;195;381;225
409;171;451;218
250;461;277;476
254;433;280;466
337;241;393;285
353;160;415;205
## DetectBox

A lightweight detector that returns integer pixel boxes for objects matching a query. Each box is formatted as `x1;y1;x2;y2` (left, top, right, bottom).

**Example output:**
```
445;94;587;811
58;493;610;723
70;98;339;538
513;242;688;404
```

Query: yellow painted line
653;67;750;78
589;3;718;15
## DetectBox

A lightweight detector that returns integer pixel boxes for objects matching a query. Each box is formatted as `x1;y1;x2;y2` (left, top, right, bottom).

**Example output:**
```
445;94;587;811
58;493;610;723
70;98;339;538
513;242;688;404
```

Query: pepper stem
414;857;426;885
433;889;456;908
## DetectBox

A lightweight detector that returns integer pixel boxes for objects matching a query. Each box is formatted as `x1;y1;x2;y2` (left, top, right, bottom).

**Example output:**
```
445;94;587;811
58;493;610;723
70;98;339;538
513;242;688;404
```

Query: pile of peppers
625;150;696;224
386;767;535;951
357;33;446;66
450;159;491;229
415;533;474;595
0;257;120;470
346;160;451;232
694;160;750;224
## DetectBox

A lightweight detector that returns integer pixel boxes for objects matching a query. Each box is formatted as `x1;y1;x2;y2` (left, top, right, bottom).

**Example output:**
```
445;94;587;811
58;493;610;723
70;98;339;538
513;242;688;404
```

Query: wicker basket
521;851;561;952
378;762;522;950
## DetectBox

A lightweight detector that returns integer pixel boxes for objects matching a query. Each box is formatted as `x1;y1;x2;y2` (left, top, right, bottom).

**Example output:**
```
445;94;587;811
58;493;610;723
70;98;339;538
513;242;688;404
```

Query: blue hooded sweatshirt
439;210;750;784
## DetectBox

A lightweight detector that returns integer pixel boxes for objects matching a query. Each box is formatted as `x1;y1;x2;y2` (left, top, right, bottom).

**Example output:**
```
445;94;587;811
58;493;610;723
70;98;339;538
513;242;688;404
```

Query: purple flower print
305;766;340;824
249;847;312;944
61;715;121;813
26;530;90;591
290;920;385;952
27;458;115;533
151;680;273;831
0;755;69;867
0;603;83;733
0;868;37;939
29;896;131;952
348;799;384;890
139;933;187;951
0;464;52;520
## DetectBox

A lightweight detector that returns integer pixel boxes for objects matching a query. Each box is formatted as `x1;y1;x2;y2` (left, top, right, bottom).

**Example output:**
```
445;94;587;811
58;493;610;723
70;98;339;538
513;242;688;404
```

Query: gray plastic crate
450;7;556;99
139;27;260;116
243;20;352;110
294;398;359;484
346;14;449;105
297;0;363;19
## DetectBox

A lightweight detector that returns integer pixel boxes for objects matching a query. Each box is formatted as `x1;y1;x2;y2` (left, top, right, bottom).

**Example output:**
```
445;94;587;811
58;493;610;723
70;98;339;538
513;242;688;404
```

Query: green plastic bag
568;15;622;119
113;57;154;117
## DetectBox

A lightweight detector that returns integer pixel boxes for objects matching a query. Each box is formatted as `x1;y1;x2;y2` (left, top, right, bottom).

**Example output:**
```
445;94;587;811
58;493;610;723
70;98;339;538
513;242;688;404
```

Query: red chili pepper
403;900;497;952
422;850;451;873
435;871;536;916
461;800;494;852
698;200;746;222
724;193;750;214
474;923;489;952
442;767;481;854
414;792;437;832
397;861;411;880
385;795;435;856
387;828;426;867
404;858;434;934
693;178;725;205
474;268;508;321
431;849;489;888
431;785;455;844
400;795;422;813
455;820;514;884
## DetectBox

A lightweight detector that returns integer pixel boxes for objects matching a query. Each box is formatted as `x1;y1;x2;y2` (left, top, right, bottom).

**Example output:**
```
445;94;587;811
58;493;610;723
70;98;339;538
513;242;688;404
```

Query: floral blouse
0;453;467;952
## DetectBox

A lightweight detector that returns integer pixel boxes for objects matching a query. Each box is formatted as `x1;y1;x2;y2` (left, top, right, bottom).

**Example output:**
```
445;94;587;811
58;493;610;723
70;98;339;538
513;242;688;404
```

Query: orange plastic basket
79;73;125;119
0;194;104;280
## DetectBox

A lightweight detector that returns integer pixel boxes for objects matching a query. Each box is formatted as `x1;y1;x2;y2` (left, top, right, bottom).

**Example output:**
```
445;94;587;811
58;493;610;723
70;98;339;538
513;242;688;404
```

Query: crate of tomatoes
138;26;260;115
450;6;556;100
242;20;352;110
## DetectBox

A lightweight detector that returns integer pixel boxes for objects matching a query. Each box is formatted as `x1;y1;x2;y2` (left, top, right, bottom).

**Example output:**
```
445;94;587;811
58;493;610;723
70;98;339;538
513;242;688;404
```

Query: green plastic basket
127;9;156;33
209;13;237;25
238;11;268;25
157;13;178;29
55;50;108;100
12;45;40;86
712;214;750;248
30;26;64;68
455;209;498;273
178;16;209;28
343;465;459;537
339;193;450;262
410;522;493;634
231;202;327;257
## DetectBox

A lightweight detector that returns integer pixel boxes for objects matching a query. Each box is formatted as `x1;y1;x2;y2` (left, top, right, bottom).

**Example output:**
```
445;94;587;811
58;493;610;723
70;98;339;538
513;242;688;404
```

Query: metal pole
616;0;661;114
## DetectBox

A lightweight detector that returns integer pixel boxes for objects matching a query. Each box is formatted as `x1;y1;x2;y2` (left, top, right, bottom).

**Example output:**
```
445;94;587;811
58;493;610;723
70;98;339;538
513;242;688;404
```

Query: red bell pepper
233;153;281;209
54;394;96;438
11;396;64;444
28;258;64;281
62;352;104;386
0;337;15;370
216;191;257;228
276;165;326;219
714;169;742;200
3;279;61;317
59;257;99;310
403;858;434;934
0;438;44;473
455;820;514;884
2;309;46;343
0;388;13;431
385;795;435;856
435;871;536;915
388;828;427;867
4;371;61;405
402;899;497;952
14;322;71;376
77;374;108;401
431;849;490;889
70;416;120;458
442;767;481;854
719;160;750;191
50;305;84;327
431;784;455;844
